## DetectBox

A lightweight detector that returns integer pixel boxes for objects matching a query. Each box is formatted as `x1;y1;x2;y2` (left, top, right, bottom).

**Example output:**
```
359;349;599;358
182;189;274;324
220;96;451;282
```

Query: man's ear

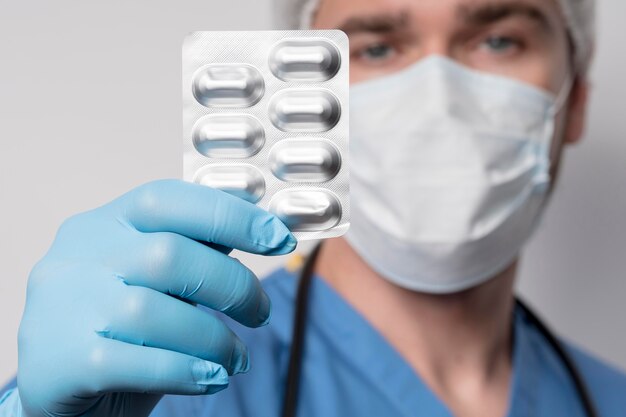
564;77;591;145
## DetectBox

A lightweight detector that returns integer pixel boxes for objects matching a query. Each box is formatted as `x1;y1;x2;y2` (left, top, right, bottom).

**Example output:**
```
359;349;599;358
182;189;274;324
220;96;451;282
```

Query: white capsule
269;138;341;182
194;165;265;203
269;39;341;82
269;189;342;232
192;115;265;158
268;89;341;132
192;64;264;108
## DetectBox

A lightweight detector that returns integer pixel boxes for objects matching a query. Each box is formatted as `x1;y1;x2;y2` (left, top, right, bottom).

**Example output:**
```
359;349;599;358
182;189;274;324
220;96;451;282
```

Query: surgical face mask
345;56;570;294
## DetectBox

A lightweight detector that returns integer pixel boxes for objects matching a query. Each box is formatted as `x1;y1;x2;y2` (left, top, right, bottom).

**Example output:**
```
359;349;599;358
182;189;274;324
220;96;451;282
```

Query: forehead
314;0;565;28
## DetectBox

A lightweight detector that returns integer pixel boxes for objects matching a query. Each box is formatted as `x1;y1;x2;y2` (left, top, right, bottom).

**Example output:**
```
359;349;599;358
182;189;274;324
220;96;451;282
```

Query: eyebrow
458;1;552;31
337;11;410;35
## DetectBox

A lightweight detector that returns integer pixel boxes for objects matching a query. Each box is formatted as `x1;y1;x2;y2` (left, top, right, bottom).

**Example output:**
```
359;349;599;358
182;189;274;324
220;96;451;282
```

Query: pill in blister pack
269;39;341;82
192;115;265;158
183;31;350;241
192;65;265;108
268;89;341;132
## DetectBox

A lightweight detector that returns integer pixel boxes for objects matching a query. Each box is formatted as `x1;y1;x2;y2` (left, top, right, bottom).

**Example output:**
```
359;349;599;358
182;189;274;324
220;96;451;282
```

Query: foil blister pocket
183;30;350;241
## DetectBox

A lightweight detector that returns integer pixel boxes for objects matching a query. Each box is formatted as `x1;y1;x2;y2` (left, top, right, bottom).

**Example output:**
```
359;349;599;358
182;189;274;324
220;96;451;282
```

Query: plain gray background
0;0;625;385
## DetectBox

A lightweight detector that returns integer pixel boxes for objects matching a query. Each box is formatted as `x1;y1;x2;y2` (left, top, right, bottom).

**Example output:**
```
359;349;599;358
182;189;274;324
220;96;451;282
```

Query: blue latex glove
13;179;297;417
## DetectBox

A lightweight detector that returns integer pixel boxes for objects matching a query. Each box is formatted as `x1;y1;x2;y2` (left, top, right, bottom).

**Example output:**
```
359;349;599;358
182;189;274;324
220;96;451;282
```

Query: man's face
311;0;589;174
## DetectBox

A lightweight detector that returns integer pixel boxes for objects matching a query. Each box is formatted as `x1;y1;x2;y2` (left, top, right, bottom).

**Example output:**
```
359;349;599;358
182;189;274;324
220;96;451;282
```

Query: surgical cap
273;0;596;75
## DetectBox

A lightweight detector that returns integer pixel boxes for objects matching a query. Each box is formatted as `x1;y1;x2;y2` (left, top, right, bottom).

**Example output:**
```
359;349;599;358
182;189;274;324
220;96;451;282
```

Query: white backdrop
1;0;625;384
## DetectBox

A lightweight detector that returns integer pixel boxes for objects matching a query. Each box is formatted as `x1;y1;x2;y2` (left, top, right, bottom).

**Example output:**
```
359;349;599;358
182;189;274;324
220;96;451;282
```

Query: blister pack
183;31;350;241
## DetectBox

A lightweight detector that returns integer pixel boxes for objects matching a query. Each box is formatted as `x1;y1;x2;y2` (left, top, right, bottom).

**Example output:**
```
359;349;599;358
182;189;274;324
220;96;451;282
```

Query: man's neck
315;237;516;417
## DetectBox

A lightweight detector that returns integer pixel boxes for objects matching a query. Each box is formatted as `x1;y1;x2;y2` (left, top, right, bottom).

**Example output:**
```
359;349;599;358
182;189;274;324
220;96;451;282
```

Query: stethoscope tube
281;243;599;417
281;243;321;417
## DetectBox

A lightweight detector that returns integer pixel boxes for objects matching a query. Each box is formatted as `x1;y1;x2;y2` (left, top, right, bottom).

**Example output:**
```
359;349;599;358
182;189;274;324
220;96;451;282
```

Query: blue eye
482;36;518;53
361;43;395;61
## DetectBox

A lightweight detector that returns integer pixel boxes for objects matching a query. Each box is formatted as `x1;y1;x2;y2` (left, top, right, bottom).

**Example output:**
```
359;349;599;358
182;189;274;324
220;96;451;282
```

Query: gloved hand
15;179;296;417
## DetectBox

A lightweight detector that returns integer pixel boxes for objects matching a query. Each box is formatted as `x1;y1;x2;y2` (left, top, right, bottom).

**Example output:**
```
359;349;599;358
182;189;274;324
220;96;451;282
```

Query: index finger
117;180;297;255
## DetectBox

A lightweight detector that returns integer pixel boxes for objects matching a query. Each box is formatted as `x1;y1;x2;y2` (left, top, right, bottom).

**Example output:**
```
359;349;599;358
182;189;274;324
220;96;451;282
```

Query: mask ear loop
535;71;576;191
536;70;577;193
550;70;577;117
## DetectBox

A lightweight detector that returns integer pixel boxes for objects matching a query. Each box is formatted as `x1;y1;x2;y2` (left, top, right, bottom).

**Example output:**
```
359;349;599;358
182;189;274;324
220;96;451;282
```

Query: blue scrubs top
2;265;626;416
